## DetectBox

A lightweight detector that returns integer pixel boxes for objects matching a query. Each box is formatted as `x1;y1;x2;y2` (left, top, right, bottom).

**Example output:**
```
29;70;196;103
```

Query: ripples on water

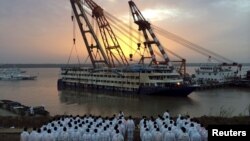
0;68;249;117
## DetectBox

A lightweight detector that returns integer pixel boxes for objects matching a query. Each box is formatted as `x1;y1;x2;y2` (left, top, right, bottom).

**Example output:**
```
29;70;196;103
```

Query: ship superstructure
195;61;241;84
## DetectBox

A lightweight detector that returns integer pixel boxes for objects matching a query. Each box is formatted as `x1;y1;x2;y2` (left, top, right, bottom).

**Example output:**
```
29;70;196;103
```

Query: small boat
0;100;49;116
0;68;37;80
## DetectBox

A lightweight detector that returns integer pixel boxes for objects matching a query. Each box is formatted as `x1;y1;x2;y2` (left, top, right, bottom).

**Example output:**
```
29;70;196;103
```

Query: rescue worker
43;129;54;141
152;128;163;141
82;128;92;141
177;127;190;141
142;128;153;141
28;127;38;141
126;116;135;141
35;128;43;141
20;127;29;141
163;127;176;141
112;130;124;141
57;127;69;141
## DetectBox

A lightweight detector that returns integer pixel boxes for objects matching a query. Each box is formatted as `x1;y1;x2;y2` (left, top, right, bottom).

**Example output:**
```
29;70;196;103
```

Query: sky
0;0;249;64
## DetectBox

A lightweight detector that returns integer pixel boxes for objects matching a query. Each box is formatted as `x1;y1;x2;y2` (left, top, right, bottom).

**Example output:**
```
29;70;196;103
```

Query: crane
128;0;187;75
128;0;173;67
70;0;110;68
70;0;129;68
83;0;129;67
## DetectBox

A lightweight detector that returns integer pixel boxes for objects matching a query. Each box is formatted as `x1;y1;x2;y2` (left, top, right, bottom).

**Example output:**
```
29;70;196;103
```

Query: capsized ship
57;0;195;96
58;65;194;96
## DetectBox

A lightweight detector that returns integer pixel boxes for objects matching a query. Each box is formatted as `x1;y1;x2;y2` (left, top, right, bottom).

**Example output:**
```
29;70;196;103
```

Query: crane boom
128;0;172;67
70;0;110;68
84;0;129;67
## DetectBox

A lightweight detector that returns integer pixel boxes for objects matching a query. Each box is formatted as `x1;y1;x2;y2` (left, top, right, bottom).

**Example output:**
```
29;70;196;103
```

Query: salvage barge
58;0;195;96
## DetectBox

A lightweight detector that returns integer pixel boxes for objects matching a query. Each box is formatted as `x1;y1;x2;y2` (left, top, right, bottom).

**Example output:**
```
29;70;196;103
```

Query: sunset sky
0;0;249;64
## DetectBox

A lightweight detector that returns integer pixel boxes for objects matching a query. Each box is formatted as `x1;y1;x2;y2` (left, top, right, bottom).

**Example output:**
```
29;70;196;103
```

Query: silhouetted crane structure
128;0;187;75
69;0;240;76
83;0;128;67
70;0;110;68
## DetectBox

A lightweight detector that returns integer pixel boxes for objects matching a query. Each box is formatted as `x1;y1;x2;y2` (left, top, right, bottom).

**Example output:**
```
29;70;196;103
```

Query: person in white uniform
57;127;69;141
177;127;190;141
163;127;176;141
141;128;153;141
152;128;163;141
20;127;29;141
82;128;92;141
126;116;135;141
35;128;43;141
43;129;54;141
28;127;38;141
112;130;124;141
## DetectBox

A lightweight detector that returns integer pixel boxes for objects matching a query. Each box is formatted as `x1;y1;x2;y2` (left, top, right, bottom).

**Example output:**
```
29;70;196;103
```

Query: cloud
0;0;249;63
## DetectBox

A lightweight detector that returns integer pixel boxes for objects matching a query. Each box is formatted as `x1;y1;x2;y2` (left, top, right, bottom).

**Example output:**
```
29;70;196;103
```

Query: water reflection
59;90;198;117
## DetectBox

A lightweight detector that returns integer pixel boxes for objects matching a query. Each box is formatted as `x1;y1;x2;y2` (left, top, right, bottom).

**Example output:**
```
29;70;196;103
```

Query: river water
0;67;249;117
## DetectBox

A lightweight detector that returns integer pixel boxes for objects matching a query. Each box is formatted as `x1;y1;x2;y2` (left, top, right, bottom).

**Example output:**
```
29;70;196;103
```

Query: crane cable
152;25;234;63
105;8;232;63
67;11;81;66
81;3;184;64
105;11;182;62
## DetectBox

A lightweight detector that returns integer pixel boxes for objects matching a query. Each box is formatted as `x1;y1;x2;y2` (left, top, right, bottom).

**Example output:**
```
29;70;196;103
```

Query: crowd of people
20;112;135;141
139;111;208;141
20;111;208;141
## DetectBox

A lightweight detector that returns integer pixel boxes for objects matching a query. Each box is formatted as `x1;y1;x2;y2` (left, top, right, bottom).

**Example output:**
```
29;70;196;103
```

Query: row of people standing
21;111;207;141
139;111;207;141
21;112;135;141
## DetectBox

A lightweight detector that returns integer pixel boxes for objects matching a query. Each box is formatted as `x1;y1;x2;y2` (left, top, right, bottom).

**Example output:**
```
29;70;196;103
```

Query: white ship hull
58;66;195;96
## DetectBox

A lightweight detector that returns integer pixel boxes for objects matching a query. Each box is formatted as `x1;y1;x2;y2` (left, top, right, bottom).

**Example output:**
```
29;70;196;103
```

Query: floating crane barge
58;0;196;96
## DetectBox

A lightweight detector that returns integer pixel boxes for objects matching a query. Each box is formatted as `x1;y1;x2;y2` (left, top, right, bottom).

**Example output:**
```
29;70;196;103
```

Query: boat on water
0;100;49;116
194;62;241;85
58;0;195;96
0;68;37;80
231;70;250;88
58;65;195;96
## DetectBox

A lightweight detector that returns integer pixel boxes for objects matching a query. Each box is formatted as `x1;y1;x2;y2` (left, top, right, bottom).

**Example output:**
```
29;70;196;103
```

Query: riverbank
0;115;249;141
0;115;250;128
